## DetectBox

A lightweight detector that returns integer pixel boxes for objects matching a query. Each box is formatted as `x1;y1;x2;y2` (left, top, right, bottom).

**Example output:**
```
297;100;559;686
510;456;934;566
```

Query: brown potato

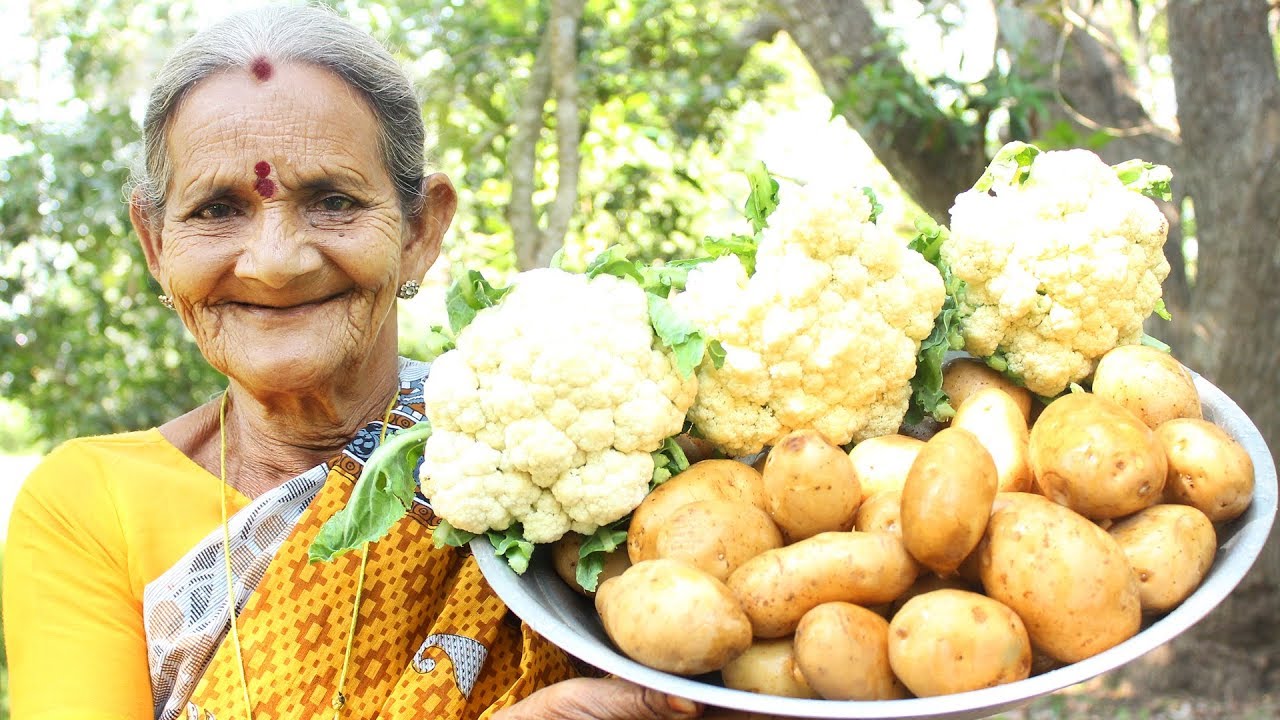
952;387;1034;492
551;533;631;597
888;590;1032;696
762;430;862;542
654;500;784;581
847;434;924;499
854;490;903;539
727;532;918;638
793;602;907;700
943;357;1034;423
901;428;998;575
1108;504;1217;612
1091;345;1202;429
628;460;767;563
596;559;752;675
720;638;819;699
1156;418;1255;522
978;493;1141;663
1029;393;1167;519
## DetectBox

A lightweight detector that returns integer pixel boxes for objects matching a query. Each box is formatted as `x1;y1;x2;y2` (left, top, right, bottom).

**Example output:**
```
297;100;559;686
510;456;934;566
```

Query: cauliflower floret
944;148;1170;396
419;269;697;543
672;180;945;456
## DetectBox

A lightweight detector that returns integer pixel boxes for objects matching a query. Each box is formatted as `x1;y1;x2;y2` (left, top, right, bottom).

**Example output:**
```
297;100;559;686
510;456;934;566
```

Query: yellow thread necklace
218;387;399;720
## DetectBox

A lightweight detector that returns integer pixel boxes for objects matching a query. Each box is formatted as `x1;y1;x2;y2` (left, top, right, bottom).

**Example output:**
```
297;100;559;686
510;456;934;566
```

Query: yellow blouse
4;430;253;719
5;399;575;720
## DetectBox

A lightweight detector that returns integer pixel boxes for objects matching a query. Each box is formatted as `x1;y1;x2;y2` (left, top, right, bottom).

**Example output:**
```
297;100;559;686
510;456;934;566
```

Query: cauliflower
419;269;697;543
672;180;946;456
942;145;1171;397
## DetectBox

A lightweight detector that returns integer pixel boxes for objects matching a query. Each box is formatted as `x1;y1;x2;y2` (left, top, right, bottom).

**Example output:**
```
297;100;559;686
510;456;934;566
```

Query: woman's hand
492;678;793;720
493;678;701;719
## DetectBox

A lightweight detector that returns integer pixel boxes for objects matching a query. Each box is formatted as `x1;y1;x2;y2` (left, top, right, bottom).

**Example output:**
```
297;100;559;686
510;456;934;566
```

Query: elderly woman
2;6;718;720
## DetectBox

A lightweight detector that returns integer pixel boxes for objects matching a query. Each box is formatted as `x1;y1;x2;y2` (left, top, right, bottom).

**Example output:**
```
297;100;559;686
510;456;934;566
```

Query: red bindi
253;161;275;198
250;57;273;81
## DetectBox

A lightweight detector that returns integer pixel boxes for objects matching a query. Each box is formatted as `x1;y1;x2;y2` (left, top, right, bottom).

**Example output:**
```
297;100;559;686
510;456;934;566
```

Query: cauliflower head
672;181;946;457
420;269;697;543
943;149;1170;396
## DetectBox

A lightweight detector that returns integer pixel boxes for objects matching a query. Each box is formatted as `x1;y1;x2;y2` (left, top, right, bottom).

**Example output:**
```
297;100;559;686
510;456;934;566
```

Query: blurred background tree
1;0;1277;712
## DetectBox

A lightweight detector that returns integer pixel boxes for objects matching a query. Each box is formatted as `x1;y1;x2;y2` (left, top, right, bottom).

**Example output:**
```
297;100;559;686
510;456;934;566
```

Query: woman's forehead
166;62;386;187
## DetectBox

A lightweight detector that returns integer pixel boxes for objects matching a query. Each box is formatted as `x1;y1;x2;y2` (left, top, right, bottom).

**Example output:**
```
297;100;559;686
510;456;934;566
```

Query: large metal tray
473;372;1276;718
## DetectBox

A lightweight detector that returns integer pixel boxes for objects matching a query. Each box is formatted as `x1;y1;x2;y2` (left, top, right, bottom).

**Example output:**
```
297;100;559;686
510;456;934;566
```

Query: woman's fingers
496;677;702;720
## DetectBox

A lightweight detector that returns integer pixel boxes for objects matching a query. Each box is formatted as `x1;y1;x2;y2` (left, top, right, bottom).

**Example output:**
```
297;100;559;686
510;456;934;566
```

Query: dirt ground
996;680;1280;720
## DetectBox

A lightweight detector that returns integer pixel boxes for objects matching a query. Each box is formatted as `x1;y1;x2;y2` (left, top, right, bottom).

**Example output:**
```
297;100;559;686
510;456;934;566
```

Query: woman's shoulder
18;429;200;508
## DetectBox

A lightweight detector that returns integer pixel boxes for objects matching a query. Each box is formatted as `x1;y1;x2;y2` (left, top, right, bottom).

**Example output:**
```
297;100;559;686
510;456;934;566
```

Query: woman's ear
130;188;166;284
403;173;457;281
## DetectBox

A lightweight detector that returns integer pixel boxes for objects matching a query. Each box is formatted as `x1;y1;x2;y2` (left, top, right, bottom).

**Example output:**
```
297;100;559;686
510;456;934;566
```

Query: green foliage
0;401;38;455
1;1;225;447
905;220;966;424
309;420;433;562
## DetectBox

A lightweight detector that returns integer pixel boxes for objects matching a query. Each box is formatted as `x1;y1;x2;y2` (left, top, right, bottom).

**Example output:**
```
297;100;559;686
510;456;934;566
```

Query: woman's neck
165;353;402;498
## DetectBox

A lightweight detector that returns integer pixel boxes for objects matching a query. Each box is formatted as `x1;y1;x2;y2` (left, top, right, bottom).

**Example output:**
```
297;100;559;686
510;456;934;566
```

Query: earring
158;294;175;310
397;280;420;300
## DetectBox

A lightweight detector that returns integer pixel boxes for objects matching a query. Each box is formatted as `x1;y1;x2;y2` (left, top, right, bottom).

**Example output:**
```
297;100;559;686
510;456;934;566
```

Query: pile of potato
550;345;1256;701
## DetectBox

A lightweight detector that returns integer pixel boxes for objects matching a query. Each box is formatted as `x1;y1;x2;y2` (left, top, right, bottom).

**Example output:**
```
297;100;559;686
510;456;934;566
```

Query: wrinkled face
136;62;451;395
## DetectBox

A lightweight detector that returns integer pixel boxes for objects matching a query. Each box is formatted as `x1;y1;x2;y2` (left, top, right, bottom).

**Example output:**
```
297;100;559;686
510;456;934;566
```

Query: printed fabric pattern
153;358;573;719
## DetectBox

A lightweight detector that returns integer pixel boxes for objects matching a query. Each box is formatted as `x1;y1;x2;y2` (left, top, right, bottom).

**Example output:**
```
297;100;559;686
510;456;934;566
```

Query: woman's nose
233;209;324;288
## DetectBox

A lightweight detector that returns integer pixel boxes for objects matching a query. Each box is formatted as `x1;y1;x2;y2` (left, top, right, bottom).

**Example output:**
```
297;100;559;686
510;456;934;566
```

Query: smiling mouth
227;291;350;314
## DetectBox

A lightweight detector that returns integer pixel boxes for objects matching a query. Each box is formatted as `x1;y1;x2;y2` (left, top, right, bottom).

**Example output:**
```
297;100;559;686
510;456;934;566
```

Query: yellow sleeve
3;441;154;720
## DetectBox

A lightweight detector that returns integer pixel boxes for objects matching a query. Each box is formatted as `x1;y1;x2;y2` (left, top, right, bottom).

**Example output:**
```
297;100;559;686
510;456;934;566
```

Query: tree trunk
1121;0;1280;697
771;0;988;222
508;0;586;271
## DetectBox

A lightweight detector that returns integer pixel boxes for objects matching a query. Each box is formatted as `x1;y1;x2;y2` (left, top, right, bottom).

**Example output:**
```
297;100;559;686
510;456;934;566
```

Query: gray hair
132;4;426;217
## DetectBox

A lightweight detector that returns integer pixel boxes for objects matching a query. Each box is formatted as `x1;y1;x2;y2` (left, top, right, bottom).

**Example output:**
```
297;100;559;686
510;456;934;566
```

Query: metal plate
473;372;1277;719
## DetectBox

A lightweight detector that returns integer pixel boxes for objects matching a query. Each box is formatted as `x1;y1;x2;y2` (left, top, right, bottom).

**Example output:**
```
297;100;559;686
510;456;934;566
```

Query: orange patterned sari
174;360;575;718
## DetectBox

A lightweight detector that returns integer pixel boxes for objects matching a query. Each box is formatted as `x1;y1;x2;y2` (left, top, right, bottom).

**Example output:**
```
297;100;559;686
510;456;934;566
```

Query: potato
762;430;862;542
952;387;1034;492
1156;418;1255;522
1029;393;1167;519
628;460;767;563
793;602;906;700
943;357;1034;423
1091;345;1202;428
551;533;631;597
854;490;903;538
721;638;818;699
596;559;752;675
901;428;998;575
1108;504;1217;612
978;493;1141;663
888;590;1032;697
654;500;784;581
728;532;918;638
847;434;924;499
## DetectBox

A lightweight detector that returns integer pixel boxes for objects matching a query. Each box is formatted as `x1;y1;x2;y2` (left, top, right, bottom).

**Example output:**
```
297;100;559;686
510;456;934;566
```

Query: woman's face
133;62;454;396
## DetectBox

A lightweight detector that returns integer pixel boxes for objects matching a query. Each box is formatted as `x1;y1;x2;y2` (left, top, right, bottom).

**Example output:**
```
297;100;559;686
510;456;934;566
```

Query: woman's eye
319;195;355;212
195;203;236;220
